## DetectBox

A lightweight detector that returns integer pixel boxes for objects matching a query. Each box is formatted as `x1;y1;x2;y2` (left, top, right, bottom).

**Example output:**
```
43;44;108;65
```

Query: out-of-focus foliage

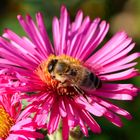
0;0;140;140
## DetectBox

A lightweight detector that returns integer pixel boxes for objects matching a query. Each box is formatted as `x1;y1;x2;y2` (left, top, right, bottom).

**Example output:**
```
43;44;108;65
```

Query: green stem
47;124;83;140
47;129;63;140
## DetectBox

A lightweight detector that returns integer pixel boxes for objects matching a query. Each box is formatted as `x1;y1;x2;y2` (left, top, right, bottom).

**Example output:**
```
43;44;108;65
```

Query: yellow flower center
0;106;15;139
35;54;82;96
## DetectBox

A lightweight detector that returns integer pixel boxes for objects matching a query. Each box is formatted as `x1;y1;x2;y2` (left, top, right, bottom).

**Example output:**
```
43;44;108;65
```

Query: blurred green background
0;0;140;140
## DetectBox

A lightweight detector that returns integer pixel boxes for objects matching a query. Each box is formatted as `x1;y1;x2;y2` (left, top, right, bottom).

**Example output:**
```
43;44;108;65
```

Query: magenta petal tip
17;15;23;20
36;12;43;18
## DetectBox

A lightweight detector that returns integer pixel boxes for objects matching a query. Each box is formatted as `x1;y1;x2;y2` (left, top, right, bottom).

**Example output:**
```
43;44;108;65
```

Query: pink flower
0;92;44;140
0;69;26;96
0;5;139;140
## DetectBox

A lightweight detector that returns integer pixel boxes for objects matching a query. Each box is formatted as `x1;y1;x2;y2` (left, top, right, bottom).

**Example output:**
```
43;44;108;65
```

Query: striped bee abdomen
80;71;102;89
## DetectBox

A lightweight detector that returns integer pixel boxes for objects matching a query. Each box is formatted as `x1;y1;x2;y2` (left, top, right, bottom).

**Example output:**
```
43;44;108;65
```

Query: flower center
0;106;15;138
35;54;82;96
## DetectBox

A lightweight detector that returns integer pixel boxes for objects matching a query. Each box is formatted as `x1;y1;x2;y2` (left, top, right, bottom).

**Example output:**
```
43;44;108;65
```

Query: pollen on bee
35;54;82;96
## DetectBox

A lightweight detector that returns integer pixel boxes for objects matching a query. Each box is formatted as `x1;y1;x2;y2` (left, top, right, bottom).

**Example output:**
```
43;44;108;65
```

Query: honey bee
47;56;102;94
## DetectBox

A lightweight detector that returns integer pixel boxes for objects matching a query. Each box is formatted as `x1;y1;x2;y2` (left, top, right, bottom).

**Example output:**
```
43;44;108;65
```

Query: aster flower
0;91;44;139
0;5;139;140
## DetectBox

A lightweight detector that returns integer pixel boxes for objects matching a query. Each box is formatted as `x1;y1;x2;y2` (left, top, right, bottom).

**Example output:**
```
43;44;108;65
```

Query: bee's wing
83;62;103;75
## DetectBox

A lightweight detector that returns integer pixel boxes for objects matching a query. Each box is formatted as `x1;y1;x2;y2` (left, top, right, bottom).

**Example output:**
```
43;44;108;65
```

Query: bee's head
48;59;69;74
55;62;69;75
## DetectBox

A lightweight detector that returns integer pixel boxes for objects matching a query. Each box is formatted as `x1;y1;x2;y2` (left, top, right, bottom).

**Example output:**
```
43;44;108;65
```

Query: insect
47;56;102;94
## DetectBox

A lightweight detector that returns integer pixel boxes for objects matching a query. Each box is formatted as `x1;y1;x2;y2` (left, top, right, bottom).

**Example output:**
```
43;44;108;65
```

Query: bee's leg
61;81;69;87
73;85;84;95
73;85;89;101
57;80;70;89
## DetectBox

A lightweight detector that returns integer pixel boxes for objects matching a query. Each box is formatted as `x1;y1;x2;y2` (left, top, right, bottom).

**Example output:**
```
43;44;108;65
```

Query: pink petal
0;58;21;66
11;118;32;131
11;130;44;139
88;37;132;67
78;117;88;136
99;52;140;73
34;95;55;126
21;36;45;60
93;91;134;100
62;117;69;140
78;21;109;61
76;18;101;57
71;10;83;32
17;15;47;59
17;106;37;121
59;5;69;55
99;62;137;74
47;102;60;134
3;29;41;64
36;12;54;54
59;97;67;117
79;110;101;133
7;134;28;140
64;97;78;127
0;38;36;70
75;96;106;116
68;16;90;57
96;42;134;68
92;96;132;120
67;99;89;136
100;68;139;81
86;31;128;64
100;83;138;96
68;33;83;57
52;17;60;55
104;111;123;127
25;14;50;57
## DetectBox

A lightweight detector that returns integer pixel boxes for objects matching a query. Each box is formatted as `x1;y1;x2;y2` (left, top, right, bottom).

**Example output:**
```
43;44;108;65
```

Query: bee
47;57;102;94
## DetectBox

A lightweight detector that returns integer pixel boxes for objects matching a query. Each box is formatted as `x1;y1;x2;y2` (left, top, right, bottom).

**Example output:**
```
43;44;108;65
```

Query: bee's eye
48;59;58;73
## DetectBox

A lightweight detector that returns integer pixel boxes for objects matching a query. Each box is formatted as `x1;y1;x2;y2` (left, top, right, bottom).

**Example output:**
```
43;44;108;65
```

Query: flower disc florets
0;106;15;138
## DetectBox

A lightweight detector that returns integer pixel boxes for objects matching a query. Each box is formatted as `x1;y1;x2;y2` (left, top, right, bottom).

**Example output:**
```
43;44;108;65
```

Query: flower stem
47;129;63;140
47;125;83;140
